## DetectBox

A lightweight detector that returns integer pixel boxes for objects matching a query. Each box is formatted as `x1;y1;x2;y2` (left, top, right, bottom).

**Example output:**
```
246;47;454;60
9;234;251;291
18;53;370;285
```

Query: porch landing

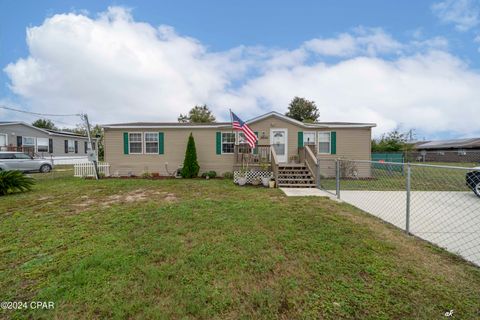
280;188;342;202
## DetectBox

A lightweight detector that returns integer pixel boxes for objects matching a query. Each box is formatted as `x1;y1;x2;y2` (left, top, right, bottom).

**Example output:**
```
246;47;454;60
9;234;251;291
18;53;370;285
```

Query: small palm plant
0;170;35;196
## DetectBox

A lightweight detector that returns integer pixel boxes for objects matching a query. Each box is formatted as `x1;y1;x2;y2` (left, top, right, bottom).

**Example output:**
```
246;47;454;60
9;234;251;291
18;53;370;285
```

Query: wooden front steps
277;164;316;188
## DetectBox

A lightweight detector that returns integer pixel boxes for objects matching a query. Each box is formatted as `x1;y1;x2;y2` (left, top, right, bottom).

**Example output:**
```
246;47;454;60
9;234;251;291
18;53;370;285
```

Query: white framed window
221;132;235;154
236;132;251;153
67;140;75;153
129;133;143;154
23;136;36;146
0;134;7;147
237;132;247;145
37;138;49;152
304;132;316;146
318;132;331;154
458;149;467;156
144;132;158;154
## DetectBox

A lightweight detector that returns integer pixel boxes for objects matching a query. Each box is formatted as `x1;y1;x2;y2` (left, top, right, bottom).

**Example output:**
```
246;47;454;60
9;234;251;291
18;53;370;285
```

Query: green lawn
1;173;479;319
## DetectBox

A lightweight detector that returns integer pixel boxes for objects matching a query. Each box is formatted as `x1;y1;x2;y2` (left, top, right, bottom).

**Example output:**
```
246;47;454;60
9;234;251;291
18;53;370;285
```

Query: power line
0;105;82;117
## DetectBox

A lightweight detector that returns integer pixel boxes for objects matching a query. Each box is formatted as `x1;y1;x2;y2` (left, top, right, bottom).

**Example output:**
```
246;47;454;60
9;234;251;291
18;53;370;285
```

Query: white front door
270;128;288;163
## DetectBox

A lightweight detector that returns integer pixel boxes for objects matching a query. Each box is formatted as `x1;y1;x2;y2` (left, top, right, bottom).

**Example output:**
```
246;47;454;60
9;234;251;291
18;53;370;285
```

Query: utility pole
81;113;100;180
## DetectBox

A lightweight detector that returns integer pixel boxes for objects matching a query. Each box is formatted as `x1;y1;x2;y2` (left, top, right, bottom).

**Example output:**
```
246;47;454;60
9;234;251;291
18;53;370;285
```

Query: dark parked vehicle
466;167;480;198
0;151;53;173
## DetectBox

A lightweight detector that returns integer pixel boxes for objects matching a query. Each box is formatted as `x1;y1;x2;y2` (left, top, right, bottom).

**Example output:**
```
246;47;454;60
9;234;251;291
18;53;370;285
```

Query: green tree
32;118;57;130
372;130;408;152
61;124;105;161
285;97;320;122
178;105;216;123
181;133;200;178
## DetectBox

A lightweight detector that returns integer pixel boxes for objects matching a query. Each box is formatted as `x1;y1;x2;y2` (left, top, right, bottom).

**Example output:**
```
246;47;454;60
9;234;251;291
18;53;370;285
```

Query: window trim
236;131;253;154
221;131;236;154
303;131;316;146
23;136;36;146
144;132;159;154
67;139;75;153
37;137;49;153
317;131;332;155
0;133;7;148
128;132;143;154
236;131;246;146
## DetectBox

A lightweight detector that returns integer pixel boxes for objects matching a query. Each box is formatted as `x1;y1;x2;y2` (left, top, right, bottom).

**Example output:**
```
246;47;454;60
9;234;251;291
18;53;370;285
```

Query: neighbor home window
37;138;49;152
23;136;35;146
458;149;467;156
0;134;6;147
318;132;331;154
221;132;235;154
68;140;75;153
144;132;158;154
129;133;143;154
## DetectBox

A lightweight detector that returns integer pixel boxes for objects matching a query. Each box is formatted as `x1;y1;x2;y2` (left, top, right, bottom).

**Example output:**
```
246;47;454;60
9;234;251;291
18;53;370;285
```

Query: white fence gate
74;162;110;177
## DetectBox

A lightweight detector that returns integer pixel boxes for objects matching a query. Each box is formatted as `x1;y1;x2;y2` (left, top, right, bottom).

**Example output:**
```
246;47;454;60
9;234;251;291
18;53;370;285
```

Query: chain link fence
319;159;480;266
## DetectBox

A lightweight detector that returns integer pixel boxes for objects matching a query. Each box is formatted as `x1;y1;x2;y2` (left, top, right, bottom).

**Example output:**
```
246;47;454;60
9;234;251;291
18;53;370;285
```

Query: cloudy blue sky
1;0;480;139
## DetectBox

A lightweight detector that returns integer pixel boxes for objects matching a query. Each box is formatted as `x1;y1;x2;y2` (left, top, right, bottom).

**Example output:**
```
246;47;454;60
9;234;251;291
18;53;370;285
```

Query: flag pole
229;108;239;168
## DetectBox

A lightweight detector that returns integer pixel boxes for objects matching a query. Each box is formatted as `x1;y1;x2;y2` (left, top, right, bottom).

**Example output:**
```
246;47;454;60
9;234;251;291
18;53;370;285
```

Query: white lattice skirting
234;170;273;184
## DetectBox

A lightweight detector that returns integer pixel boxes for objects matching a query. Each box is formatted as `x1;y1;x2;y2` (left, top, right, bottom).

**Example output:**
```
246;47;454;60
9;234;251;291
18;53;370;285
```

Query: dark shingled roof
44;129;88;137
415;138;480;150
103;122;231;127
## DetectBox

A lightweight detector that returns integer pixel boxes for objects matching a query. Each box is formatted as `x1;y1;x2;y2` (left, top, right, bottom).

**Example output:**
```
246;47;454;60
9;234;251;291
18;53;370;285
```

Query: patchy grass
1;174;479;319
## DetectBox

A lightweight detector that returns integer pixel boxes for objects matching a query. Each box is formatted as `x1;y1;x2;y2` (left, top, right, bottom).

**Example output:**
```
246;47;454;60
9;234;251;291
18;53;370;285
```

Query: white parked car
0;152;53;173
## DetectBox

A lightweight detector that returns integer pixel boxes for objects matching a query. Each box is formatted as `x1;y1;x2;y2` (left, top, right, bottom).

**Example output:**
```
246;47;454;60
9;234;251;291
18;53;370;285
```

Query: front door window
270;129;288;162
272;131;285;155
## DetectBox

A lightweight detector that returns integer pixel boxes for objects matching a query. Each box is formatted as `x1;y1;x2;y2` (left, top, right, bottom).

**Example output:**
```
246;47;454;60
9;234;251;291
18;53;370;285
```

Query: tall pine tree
181;133;200;178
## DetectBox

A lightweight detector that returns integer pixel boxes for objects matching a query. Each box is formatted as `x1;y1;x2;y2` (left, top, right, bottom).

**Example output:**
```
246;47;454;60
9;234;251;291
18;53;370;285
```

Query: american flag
231;111;257;148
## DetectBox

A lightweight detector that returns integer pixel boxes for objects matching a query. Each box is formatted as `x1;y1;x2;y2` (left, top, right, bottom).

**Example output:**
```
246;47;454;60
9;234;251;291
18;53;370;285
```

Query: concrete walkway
280;188;341;202
281;187;480;266
338;190;480;266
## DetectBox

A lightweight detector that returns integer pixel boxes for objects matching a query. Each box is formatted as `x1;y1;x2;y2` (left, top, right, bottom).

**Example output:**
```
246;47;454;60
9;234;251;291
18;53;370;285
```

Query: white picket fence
74;162;110;177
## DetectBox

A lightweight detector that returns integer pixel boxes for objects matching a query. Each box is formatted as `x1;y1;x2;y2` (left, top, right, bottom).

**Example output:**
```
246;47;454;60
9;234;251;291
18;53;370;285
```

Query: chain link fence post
336;159;340;199
405;163;411;234
316;158;321;189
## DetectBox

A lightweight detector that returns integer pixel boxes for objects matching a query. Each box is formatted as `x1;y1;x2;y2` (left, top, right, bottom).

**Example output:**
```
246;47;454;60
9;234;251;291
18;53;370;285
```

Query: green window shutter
158;132;164;154
331;131;337;155
298;131;303;148
253;132;259;154
216;132;221;155
123;132;129;155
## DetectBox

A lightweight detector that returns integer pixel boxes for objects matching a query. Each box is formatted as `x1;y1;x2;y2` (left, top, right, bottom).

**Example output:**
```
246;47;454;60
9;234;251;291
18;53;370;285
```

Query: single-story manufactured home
102;111;375;185
0;121;96;163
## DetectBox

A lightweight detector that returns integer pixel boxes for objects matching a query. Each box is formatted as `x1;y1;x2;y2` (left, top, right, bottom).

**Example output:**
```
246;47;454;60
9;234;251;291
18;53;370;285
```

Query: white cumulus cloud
4;6;480;138
432;0;480;31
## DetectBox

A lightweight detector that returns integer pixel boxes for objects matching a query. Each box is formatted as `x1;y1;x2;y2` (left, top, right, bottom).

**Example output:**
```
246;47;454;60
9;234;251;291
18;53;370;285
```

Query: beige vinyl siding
316;128;372;178
248;117;303;161
103;114;373;177
104;128;234;176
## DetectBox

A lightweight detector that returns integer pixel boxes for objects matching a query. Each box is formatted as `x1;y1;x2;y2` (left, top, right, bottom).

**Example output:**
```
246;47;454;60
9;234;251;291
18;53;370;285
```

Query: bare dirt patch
70;189;178;212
